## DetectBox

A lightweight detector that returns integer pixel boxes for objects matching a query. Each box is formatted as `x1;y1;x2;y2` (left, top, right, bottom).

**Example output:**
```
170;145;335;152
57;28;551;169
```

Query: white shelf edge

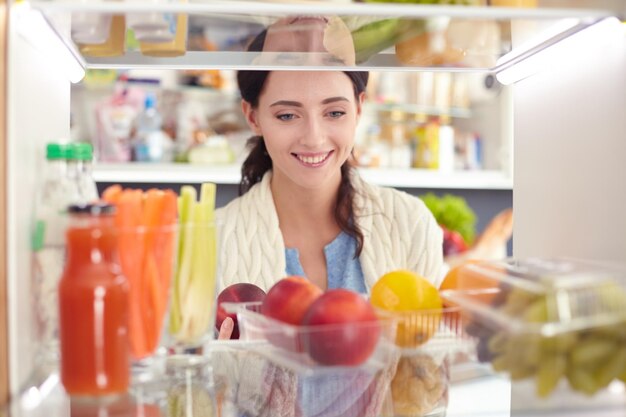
30;1;614;19
93;163;513;190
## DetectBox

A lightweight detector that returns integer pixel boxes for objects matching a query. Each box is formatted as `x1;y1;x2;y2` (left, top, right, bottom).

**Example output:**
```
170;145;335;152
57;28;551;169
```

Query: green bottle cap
69;142;94;161
46;143;68;160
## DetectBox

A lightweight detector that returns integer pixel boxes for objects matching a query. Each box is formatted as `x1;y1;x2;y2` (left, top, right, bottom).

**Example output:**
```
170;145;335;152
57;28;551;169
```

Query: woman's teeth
295;152;331;165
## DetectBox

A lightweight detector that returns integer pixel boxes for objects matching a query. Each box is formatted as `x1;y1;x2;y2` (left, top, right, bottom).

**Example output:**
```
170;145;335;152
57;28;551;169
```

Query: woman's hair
237;28;369;257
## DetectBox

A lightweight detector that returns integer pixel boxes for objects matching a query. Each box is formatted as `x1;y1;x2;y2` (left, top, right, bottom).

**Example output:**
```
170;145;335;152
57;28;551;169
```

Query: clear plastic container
441;258;626;413
215;302;399;417
384;306;472;417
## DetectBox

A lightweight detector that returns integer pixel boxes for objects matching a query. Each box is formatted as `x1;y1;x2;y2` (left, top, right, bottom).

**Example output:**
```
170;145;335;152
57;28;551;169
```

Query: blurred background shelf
92;163;512;190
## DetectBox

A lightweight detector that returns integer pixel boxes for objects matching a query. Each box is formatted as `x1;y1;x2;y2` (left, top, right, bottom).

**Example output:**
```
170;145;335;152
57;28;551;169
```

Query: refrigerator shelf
92;162;513;189
24;0;617;74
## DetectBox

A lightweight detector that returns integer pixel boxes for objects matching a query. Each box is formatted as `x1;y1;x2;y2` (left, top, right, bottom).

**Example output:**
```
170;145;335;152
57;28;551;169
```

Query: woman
216;69;443;296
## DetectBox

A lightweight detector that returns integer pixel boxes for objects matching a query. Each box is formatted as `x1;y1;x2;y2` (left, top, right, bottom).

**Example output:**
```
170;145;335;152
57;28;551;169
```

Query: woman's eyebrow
270;100;302;107
269;96;349;107
321;96;349;104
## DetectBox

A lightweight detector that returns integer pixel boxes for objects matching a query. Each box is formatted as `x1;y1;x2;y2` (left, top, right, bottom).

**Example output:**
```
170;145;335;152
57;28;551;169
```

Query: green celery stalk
169;186;197;335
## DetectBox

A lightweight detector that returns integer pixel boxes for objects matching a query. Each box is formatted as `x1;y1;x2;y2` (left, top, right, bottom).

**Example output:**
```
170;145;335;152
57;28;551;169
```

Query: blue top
284;231;372;417
284;231;366;294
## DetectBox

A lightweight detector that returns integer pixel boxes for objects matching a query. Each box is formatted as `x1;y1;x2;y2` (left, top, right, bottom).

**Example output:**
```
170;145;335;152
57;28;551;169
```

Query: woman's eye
277;113;296;121
328;111;346;118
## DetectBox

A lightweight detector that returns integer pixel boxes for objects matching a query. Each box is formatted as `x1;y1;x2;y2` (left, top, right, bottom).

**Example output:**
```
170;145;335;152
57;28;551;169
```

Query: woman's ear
355;92;366;119
241;100;262;135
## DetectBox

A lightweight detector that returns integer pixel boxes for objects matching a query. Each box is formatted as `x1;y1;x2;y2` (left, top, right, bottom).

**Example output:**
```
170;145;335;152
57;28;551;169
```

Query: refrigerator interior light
495;17;622;85
14;3;86;84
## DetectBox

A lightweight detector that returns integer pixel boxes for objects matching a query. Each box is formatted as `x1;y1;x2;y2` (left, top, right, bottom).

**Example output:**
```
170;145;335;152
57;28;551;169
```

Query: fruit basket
441;258;626;413
212;303;400;417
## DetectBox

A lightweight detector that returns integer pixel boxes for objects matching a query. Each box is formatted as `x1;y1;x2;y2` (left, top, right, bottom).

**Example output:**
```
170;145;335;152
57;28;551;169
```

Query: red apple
215;283;266;339
261;276;322;352
261;276;322;325
301;289;381;366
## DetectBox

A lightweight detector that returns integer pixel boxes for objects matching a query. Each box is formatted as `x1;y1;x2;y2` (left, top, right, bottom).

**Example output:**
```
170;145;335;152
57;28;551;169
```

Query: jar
58;202;130;396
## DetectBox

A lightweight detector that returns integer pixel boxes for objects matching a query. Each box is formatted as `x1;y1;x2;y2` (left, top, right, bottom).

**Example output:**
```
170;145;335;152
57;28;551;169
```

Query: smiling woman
213;16;444;338
215;68;443;303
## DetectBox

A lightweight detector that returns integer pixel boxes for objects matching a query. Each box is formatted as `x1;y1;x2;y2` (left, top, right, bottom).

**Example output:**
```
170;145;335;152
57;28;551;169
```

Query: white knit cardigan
215;171;443;292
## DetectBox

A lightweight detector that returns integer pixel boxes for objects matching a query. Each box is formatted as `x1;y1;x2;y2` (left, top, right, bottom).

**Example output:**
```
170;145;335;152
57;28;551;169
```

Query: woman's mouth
292;151;333;167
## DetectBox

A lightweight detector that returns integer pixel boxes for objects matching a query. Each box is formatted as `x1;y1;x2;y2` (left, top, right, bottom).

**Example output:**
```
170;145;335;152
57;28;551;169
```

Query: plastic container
441;258;626;413
383;306;472;417
79;15;126;58
215;302;399;417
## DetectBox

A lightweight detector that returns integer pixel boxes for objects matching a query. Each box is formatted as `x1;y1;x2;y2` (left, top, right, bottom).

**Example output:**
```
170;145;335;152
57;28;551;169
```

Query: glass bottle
58;203;130;397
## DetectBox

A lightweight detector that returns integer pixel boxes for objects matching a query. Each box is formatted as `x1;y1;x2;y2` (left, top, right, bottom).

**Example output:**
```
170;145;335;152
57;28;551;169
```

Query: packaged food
441;258;626;412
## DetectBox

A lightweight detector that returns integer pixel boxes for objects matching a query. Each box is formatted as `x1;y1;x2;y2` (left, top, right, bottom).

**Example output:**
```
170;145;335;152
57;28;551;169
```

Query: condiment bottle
58;203;130;397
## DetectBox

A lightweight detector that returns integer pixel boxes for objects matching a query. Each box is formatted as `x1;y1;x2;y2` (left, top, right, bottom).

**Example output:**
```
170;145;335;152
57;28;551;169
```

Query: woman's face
243;71;363;192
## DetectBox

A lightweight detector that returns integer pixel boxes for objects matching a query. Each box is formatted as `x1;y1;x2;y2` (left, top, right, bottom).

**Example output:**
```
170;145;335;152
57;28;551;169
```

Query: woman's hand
217;316;234;340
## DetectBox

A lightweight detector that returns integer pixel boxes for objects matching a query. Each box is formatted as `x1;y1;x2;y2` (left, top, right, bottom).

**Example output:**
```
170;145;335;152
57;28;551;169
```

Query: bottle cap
69;142;94;161
68;202;116;216
46;143;68;160
145;93;156;109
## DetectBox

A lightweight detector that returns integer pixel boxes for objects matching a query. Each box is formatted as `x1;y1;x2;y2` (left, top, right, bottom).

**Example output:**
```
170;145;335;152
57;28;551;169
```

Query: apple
215;283;266;339
261;276;322;352
442;226;468;256
301;289;381;366
261;276;322;325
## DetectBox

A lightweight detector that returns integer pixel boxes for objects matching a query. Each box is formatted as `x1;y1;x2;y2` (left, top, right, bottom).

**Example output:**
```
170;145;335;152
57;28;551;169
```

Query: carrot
117;189;148;358
154;190;178;300
102;184;122;203
142;254;162;353
140;189;167;350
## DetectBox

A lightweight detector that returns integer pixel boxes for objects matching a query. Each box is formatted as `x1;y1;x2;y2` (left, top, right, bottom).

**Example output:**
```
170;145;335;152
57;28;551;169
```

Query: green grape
502;289;539;316
518;335;543;368
523;298;549;323
509;363;535;381
487;332;508;354
594;347;626;388
492;354;511;373
569;338;617;365
593;323;626;341
567;367;601;396
541;332;579;353
535;354;566;398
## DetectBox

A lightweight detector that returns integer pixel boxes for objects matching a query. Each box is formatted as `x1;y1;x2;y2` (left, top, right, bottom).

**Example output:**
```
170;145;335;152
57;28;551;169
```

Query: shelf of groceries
92;162;513;189
25;0;617;73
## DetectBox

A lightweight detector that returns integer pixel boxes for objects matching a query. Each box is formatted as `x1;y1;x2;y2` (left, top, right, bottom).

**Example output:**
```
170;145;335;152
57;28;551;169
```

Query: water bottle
134;93;167;162
67;142;99;203
31;143;76;373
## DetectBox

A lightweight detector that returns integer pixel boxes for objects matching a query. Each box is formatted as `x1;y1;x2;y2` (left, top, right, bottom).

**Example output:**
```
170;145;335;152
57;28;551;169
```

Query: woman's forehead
261;71;354;100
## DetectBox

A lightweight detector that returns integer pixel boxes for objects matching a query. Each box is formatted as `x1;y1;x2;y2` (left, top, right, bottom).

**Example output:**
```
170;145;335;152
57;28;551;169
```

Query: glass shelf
92;162;513;190
27;0;615;72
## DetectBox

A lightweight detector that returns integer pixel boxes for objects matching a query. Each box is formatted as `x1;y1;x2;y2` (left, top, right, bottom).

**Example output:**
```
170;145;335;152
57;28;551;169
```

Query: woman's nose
299;116;326;148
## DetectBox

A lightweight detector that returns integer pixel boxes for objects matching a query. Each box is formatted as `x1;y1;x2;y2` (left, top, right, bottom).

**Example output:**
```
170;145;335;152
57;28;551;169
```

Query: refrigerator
2;0;625;413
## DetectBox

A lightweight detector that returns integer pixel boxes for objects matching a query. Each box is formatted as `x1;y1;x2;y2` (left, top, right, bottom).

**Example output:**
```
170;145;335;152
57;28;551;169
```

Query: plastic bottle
68;142;99;203
438;115;455;173
31;143;76;372
59;203;130;397
133;93;169;162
